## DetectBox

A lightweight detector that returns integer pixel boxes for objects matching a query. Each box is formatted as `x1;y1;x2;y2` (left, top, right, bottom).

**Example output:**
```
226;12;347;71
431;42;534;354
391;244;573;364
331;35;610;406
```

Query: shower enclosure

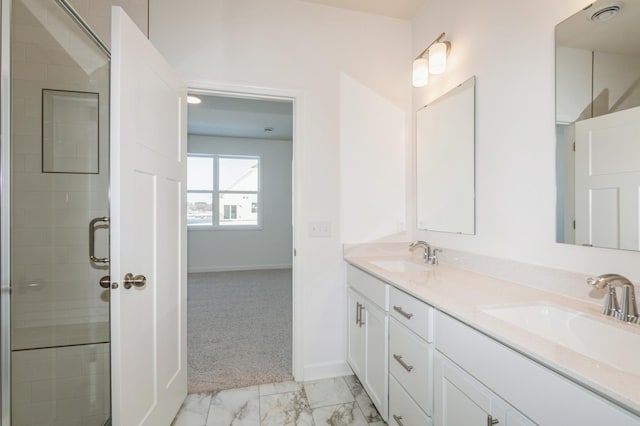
2;0;111;424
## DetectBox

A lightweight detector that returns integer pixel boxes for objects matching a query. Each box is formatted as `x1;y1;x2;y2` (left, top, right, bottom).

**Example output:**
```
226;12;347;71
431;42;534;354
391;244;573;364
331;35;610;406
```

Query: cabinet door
363;300;388;420
435;352;492;426
435;352;534;426
347;288;364;378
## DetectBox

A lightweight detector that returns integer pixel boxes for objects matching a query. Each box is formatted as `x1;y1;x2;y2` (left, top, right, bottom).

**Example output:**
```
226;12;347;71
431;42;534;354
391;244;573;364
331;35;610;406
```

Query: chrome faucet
409;241;441;265
587;274;638;323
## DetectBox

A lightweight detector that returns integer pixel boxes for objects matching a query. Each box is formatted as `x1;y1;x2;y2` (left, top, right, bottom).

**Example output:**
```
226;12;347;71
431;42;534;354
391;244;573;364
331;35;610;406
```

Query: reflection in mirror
556;0;640;250
417;76;475;234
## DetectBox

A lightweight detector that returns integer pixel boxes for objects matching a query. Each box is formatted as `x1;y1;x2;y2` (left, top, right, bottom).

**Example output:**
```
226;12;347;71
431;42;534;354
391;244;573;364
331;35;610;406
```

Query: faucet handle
620;285;638;322
428;248;442;265
602;285;620;317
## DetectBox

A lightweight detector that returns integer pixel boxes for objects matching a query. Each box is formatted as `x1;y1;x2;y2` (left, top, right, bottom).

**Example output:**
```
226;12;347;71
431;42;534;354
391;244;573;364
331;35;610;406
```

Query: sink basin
481;303;640;374
368;259;431;273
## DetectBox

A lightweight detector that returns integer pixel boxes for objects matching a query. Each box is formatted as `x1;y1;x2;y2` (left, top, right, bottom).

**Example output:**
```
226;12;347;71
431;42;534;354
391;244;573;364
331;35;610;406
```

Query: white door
575;106;640;250
110;7;187;425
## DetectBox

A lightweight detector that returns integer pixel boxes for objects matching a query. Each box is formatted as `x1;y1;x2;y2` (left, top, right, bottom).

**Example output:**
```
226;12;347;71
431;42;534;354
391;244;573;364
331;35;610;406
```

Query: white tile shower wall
11;0;110;336
11;343;110;426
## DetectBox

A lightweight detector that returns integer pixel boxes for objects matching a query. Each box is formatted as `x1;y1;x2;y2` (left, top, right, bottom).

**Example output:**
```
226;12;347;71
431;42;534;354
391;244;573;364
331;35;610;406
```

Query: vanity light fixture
412;32;451;87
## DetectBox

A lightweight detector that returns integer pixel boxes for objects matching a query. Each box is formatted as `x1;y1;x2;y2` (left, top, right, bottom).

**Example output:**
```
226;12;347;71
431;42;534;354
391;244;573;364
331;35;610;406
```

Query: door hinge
573;142;576;152
294;248;297;256
573;220;576;230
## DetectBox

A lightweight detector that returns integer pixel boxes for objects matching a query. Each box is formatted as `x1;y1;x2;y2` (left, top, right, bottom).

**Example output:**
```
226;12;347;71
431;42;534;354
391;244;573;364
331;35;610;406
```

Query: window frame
187;153;262;230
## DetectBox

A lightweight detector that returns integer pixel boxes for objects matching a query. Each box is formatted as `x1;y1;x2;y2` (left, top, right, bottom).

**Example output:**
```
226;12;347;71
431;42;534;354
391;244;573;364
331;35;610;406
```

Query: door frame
186;81;304;380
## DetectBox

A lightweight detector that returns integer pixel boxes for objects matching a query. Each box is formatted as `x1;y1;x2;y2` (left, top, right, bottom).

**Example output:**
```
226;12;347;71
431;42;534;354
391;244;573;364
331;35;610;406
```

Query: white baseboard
188;264;292;273
302;361;352;382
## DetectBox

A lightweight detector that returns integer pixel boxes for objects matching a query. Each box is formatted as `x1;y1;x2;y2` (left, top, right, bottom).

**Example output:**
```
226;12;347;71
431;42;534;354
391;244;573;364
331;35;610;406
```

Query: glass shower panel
10;0;110;424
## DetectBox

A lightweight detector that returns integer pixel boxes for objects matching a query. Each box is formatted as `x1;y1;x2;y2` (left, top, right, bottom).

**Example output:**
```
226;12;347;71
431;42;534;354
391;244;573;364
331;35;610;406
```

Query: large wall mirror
556;0;640;250
417;76;475;234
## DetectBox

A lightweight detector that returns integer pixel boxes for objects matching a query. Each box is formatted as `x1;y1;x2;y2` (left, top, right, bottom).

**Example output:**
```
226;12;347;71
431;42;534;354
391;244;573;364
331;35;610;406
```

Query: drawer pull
393;305;414;320
393;354;414;372
359;303;365;326
392;414;404;426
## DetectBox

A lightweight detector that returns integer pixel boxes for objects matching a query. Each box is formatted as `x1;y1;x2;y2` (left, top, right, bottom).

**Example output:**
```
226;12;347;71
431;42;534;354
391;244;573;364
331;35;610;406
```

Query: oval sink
368;259;432;273
481;303;640;374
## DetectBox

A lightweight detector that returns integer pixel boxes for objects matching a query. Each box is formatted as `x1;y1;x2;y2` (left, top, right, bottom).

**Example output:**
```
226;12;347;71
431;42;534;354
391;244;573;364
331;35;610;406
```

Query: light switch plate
309;221;331;238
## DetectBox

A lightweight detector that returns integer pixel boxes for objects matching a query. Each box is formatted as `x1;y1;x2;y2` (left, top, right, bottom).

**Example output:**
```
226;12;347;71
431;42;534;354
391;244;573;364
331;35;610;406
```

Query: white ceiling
187;95;293;140
297;0;426;20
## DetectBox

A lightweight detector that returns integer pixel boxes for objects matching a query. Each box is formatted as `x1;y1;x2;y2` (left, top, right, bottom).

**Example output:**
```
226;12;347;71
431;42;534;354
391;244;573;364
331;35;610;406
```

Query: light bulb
428;42;448;75
412;58;429;87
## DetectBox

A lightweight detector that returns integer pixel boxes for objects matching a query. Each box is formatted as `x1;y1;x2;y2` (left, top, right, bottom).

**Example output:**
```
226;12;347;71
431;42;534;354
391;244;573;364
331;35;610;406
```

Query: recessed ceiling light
187;95;202;105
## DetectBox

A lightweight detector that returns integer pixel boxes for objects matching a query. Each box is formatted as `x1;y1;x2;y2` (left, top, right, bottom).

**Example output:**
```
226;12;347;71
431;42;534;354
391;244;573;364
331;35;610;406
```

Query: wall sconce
412;32;451;87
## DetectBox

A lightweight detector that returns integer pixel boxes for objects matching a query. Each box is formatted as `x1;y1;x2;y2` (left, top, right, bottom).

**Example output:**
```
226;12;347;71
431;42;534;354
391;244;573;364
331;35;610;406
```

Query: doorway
185;93;295;393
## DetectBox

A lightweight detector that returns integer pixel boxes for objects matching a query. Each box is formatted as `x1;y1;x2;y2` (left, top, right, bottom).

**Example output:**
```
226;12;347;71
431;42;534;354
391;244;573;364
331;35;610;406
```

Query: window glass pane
187;156;214;190
219;157;258;191
187;192;213;226
219;193;258;226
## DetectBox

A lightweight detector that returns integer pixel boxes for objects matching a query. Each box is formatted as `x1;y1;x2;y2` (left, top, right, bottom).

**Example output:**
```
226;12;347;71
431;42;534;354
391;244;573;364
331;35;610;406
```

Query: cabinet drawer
389;375;433;426
390;286;433;342
389;318;433;416
347;265;389;310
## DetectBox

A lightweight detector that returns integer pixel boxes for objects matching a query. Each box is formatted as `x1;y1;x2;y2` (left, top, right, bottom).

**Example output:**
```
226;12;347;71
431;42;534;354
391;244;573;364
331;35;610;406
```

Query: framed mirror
555;0;640;250
416;76;475;234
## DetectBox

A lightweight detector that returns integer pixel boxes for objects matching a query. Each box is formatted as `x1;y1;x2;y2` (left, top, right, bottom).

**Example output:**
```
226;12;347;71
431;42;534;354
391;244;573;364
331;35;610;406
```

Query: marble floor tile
259;380;303;396
342;376;384;424
304;376;354;409
172;393;212;426
260;389;314;426
311;402;369;426
206;386;260;426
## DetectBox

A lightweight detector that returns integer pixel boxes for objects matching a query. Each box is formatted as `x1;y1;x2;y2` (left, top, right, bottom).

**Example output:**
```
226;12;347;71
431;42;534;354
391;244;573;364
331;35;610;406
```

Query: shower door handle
89;217;110;263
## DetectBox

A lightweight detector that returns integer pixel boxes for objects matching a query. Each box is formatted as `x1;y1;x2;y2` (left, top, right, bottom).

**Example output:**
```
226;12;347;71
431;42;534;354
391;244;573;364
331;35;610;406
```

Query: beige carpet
187;269;293;393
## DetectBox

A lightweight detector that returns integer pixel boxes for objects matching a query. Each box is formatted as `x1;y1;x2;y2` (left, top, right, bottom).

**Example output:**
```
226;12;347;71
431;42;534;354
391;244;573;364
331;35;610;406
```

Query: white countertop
344;253;640;416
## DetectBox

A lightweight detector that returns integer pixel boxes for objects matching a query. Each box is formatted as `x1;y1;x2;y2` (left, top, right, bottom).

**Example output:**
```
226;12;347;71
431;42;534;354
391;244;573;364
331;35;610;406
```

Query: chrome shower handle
89;217;110;264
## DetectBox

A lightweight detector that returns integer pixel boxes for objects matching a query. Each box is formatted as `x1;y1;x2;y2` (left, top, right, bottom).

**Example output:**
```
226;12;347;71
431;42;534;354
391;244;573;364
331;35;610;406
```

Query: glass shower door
9;0;111;424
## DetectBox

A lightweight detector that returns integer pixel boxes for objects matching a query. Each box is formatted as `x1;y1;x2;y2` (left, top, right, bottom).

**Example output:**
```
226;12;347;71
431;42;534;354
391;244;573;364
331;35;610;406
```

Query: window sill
187;225;263;232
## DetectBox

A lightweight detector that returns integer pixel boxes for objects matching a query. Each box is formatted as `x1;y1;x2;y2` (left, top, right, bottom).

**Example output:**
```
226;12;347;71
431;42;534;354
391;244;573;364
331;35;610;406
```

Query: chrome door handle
89;217;110;263
359;303;365;327
123;273;147;289
393;305;414;320
99;275;110;289
487;415;499;425
356;302;361;326
393;354;414;372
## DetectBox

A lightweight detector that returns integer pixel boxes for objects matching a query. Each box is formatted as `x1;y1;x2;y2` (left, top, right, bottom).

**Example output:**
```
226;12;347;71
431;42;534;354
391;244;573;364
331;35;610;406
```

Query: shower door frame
1;0;12;423
0;0;112;424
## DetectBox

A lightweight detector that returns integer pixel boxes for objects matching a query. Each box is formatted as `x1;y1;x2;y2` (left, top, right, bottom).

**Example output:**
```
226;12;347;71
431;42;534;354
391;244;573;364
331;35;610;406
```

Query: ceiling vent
589;2;623;22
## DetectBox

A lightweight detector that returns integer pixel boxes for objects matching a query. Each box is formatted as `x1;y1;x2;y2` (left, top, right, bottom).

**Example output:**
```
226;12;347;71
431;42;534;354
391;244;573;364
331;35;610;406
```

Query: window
187;155;260;228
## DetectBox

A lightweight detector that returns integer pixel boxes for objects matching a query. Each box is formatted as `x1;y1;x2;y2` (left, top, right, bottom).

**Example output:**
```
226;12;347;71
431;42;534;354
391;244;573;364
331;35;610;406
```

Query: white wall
149;0;412;379
411;0;640;281
187;135;293;272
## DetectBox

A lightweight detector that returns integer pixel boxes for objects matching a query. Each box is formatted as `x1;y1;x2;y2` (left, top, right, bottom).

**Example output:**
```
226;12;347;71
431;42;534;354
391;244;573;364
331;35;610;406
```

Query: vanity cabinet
346;266;389;420
435;310;640;426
